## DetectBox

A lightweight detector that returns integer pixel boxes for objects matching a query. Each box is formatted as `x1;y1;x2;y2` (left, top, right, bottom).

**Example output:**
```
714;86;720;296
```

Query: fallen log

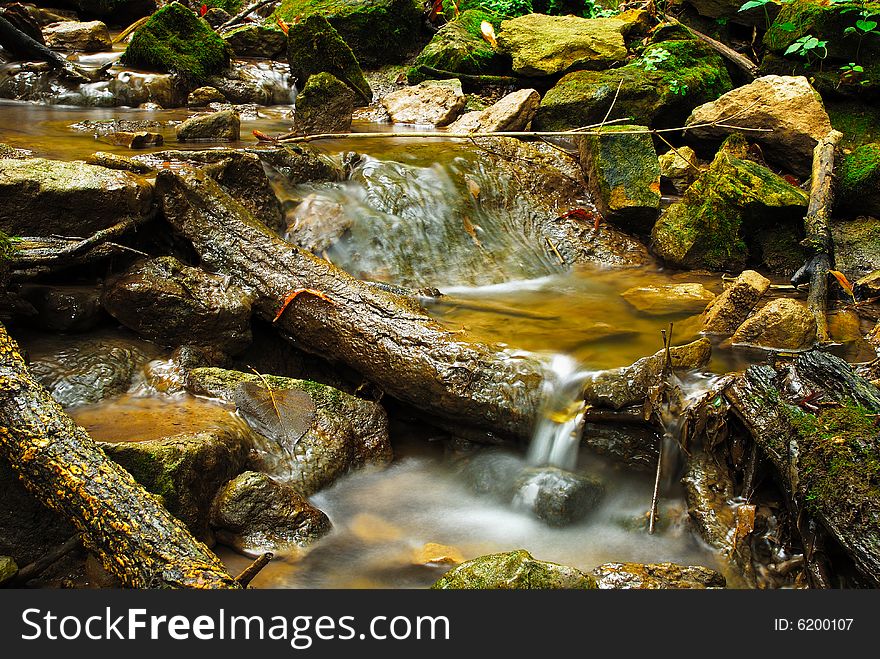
725;351;880;587
0;324;240;589
0;14;96;83
660;14;759;80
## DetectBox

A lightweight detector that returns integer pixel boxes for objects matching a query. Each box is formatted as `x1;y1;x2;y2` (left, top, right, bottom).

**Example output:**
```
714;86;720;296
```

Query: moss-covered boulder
293;72;358;135
221;24;287;60
592;561;726;588
831;217;880;281
286;14;372;105
838;142;880;217
0;555;17;585
650;148;809;270
186;368;391;495
211;471;331;555
577;125;661;233
533;40;732;131
496;13;629;77
431;549;598;589
100;429;251;540
274;0;423;67
407;10;507;84
120;2;231;86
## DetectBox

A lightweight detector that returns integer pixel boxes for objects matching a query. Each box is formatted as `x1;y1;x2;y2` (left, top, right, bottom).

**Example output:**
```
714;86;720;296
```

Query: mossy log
0;324;240;589
724;351;880;587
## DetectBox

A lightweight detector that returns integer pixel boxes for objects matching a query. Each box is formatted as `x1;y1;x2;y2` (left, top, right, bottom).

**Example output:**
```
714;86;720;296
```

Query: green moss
828;101;880;149
431;549;598;589
202;0;242;12
0;230;17;261
273;0;423;66
764;0;880;61
839;143;880;198
120;3;231;86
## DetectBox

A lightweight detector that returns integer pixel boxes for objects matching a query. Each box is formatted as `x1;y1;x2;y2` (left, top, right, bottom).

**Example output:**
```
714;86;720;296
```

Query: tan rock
448;88;540;133
110;131;164;149
622;282;715;316
658;145;700;193
701;270;770;334
731;297;817;350
685;75;832;176
349;513;403;543
827;309;863;344
381;79;465;127
42;20;111;52
413;542;465;566
592;562;725;589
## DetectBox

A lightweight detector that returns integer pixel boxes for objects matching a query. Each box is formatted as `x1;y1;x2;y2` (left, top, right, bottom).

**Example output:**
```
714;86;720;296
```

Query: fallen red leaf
252;129;277;142
200;4;207;16
273;288;336;322
277;18;289;34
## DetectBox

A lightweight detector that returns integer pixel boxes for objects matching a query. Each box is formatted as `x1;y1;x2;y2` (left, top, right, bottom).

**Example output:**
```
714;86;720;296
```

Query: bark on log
725;351;880;587
157;167;547;439
0;324;240;589
0;14;94;83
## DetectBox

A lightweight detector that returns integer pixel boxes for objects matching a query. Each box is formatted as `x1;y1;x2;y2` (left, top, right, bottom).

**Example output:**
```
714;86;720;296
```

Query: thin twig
234;552;274;587
219;0;276;31
599;78;625;130
654;132;703;176
13;534;82;585
546;237;565;266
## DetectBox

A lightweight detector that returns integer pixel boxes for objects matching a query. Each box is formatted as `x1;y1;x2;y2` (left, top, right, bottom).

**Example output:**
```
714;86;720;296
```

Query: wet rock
254;144;344;185
120;2;231;86
682;449;736;555
731;297;817;350
659;145;700;193
0;3;45;43
210;471;331;555
286;14;371;105
70;118;167;137
273;0;422;67
534;39;732;131
0;555;17;585
286;193;352;253
701;270;770;335
582;338;712;410
0;143;32;159
855;270;880;299
203;7;231;29
431;549;598;589
205;61;294;106
581;422;659;471
448;88;540;133
413;543;464;567
831;217;880;282
578;125;661;233
221;24;287;59
496;14;628;77
186;368;392;495
381;79;465;127
592;562;726;589
131;149;283;230
621;282;715;316
685;76;833;177
110;130;163;149
512;467;604;527
837;142;880;218
458;451;525;500
19;284;105;332
85;151;152;173
651;147;809;271
100;429;251;541
102;256;253;354
187;85;226;107
293;72;358;135
175;109;240;141
0;157;153;237
406;10;506;84
42;20;111;52
28;335;156;408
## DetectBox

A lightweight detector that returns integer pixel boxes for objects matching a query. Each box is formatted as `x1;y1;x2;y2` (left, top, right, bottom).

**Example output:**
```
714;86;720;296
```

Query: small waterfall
527;354;592;471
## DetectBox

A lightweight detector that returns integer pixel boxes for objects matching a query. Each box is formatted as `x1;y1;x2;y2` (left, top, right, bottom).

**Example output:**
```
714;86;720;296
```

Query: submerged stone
431;549;598;589
512;467;604;527
175;109;240;141
621;282;716;316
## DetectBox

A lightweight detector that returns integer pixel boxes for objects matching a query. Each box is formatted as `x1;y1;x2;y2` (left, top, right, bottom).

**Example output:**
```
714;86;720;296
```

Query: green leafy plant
638;48;671;71
738;0;777;30
784;34;828;69
668;78;689;95
0;231;18;261
838;61;867;87
843;6;880;62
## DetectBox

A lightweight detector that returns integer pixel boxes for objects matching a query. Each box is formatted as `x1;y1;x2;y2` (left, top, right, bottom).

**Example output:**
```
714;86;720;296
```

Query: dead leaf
462;215;482;247
829;270;856;302
273;288;336;322
234;381;316;451
480;21;496;48
276;18;289;34
734;503;756;544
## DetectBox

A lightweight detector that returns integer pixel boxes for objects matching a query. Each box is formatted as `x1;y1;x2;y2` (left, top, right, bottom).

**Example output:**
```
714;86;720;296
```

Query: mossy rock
293;72;358;134
431;549;598;589
221;24;287;59
533;39;732;131
0;555;17;585
120;2;232;87
831;216;880;281
828;100;880;149
273;0;423;67
838;142;880;217
577;124;661;233
286;14;372;105
651;149;809;270
407;10;508;84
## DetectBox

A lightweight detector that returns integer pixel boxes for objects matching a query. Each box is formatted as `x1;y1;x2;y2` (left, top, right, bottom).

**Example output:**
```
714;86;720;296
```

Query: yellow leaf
480;21;497;48
829;269;856;302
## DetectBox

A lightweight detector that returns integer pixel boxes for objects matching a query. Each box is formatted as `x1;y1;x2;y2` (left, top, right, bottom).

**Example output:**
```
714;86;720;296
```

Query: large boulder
210;471;331;555
186;368;392;495
406;10;506;84
286;14;372;104
273;0;423;67
447;88;540;133
831;217;880;281
701;269;770;335
381;79;465;126
187;86;226;107
100;429;251;541
20;284;106;333
101;256;254;355
621;282;715;316
254;144;344;185
293;72;358;135
730;297;817;350
577;125;661;233
42;20;112;52
533;39;732;131
685;75;833;177
592;561;726;589
120;2;232;86
837;142;880;218
496;13;629;77
0;157;152;237
650;147;809;271
221;24;287;60
431;549;598;589
175;109;240;141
